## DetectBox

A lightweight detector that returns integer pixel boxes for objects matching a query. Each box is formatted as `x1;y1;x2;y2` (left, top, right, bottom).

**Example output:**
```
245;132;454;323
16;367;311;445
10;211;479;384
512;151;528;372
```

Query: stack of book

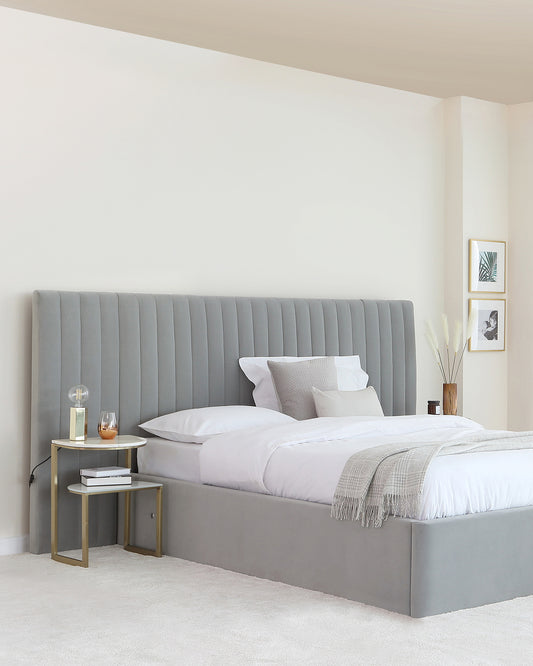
80;466;131;486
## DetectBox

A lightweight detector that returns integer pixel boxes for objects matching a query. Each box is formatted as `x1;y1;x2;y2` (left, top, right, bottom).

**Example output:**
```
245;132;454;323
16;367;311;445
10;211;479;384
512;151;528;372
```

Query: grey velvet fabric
126;475;414;615
127;475;533;617
410;507;533;617
30;291;416;554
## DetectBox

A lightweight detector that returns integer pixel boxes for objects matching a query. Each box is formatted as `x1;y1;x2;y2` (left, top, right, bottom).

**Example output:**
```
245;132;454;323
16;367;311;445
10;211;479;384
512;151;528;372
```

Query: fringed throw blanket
331;430;533;527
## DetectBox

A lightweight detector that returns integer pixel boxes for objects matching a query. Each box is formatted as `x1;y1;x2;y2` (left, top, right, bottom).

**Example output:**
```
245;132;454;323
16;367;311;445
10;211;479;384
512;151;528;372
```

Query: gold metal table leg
155;485;162;557
50;443;58;560
51;443;88;568
123;446;132;548
51;443;161;566
124;488;131;547
124;485;163;558
81;494;89;567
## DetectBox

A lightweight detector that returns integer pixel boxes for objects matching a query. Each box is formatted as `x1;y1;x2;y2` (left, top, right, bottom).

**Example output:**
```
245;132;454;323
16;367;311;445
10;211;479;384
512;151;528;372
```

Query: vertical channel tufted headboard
30;291;416;553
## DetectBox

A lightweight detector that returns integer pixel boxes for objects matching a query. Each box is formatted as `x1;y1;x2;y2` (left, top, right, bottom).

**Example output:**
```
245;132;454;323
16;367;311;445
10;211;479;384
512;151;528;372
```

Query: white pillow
239;356;369;411
139;406;295;443
312;386;384;418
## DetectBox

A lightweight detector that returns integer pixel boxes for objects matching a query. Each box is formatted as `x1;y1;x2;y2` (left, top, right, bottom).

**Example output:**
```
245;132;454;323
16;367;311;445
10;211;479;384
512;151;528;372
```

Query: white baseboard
0;535;29;555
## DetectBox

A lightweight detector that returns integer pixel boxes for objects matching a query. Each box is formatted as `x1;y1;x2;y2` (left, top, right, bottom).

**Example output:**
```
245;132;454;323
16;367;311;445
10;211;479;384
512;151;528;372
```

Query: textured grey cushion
267;358;338;420
312;386;384;417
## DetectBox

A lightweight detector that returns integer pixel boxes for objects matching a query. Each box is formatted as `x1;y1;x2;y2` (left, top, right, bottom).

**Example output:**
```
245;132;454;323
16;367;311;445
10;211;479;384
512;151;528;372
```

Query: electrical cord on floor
28;455;52;486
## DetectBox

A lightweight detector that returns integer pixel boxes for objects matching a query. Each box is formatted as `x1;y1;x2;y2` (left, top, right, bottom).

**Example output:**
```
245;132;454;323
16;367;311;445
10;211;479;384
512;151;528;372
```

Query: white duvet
199;415;533;520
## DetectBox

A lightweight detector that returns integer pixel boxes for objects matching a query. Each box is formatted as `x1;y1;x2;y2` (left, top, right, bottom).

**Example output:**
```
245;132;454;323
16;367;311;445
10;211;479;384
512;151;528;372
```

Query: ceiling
2;0;533;104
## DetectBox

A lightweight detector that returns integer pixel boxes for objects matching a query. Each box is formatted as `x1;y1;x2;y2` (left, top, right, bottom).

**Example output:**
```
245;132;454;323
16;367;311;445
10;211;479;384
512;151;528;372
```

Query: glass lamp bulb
68;384;89;407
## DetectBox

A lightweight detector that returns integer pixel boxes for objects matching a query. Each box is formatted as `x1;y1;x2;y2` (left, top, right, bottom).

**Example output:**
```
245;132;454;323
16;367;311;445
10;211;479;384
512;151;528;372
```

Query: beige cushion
267;357;338;420
312;386;384;418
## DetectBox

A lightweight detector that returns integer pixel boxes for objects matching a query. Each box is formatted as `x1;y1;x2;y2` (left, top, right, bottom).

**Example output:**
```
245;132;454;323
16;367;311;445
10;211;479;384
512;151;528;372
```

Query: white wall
443;97;466;406
508;102;533;431
460;98;509;429
0;7;447;544
442;97;509;430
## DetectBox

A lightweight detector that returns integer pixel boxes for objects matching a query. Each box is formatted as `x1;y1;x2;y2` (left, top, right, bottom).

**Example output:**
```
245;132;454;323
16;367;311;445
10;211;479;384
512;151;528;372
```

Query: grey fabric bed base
128;474;533;618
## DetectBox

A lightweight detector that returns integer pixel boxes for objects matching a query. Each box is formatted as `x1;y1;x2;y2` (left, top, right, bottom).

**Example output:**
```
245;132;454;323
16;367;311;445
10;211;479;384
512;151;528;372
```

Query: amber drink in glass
98;411;118;439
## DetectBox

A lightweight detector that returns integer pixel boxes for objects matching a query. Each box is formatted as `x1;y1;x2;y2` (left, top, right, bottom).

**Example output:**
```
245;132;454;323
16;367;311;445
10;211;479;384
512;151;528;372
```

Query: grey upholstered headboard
30;291;416;553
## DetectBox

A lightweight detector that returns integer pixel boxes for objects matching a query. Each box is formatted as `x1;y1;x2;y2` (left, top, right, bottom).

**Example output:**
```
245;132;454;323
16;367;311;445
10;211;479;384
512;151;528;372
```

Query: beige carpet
1;546;533;665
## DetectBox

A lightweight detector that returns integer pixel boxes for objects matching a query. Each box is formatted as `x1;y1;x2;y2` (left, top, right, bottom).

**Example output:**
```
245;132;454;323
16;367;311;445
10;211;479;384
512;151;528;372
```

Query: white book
79;466;131;478
81;475;132;486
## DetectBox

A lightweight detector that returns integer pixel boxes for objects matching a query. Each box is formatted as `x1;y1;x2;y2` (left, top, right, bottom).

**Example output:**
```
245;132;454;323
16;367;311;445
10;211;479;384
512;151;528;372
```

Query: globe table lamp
68;384;89;441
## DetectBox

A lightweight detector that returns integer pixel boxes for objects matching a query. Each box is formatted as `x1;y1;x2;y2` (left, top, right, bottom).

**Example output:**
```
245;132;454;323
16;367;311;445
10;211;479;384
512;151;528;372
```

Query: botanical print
469;240;506;293
478;251;497;283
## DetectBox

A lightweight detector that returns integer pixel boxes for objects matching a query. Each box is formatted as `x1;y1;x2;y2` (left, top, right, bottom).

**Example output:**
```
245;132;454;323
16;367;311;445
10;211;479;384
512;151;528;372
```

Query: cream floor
1;545;533;665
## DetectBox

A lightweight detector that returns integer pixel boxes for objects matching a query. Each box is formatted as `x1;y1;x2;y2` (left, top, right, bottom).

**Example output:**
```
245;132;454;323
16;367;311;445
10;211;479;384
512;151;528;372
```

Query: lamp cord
28;455;52;486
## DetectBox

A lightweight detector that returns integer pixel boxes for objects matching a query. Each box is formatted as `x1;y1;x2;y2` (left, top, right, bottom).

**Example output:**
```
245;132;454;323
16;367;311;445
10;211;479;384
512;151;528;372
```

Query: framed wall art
469;239;506;293
468;298;506;352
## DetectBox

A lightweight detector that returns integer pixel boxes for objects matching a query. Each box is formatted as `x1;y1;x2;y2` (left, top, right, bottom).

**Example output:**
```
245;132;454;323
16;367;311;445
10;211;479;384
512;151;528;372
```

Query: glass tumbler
98;411;118;440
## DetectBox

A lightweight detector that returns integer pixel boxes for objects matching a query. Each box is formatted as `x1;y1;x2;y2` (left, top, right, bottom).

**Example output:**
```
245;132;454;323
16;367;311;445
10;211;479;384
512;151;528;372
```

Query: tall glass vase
443;383;458;415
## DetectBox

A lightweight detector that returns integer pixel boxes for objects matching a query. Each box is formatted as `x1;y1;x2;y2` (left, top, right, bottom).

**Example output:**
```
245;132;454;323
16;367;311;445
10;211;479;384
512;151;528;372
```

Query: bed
30;291;533;617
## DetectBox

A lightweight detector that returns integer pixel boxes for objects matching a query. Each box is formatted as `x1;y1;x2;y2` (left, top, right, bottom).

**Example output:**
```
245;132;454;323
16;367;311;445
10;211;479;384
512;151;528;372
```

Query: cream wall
508;102;533;431
0;7;447;545
443;98;509;429
443;97;466;407
462;98;509;428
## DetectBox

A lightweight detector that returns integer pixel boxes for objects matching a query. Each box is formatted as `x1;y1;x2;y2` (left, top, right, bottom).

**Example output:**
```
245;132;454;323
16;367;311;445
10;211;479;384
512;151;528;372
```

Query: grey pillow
267;357;338;420
312;386;384;417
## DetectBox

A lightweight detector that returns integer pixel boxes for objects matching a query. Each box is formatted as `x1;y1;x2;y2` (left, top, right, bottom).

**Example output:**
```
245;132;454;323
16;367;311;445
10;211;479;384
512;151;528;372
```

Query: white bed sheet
199;415;533;521
137;437;202;483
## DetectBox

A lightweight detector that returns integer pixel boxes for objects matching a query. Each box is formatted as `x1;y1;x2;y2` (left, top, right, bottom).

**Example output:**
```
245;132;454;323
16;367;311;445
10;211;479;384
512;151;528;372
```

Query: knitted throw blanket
331;430;533;527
